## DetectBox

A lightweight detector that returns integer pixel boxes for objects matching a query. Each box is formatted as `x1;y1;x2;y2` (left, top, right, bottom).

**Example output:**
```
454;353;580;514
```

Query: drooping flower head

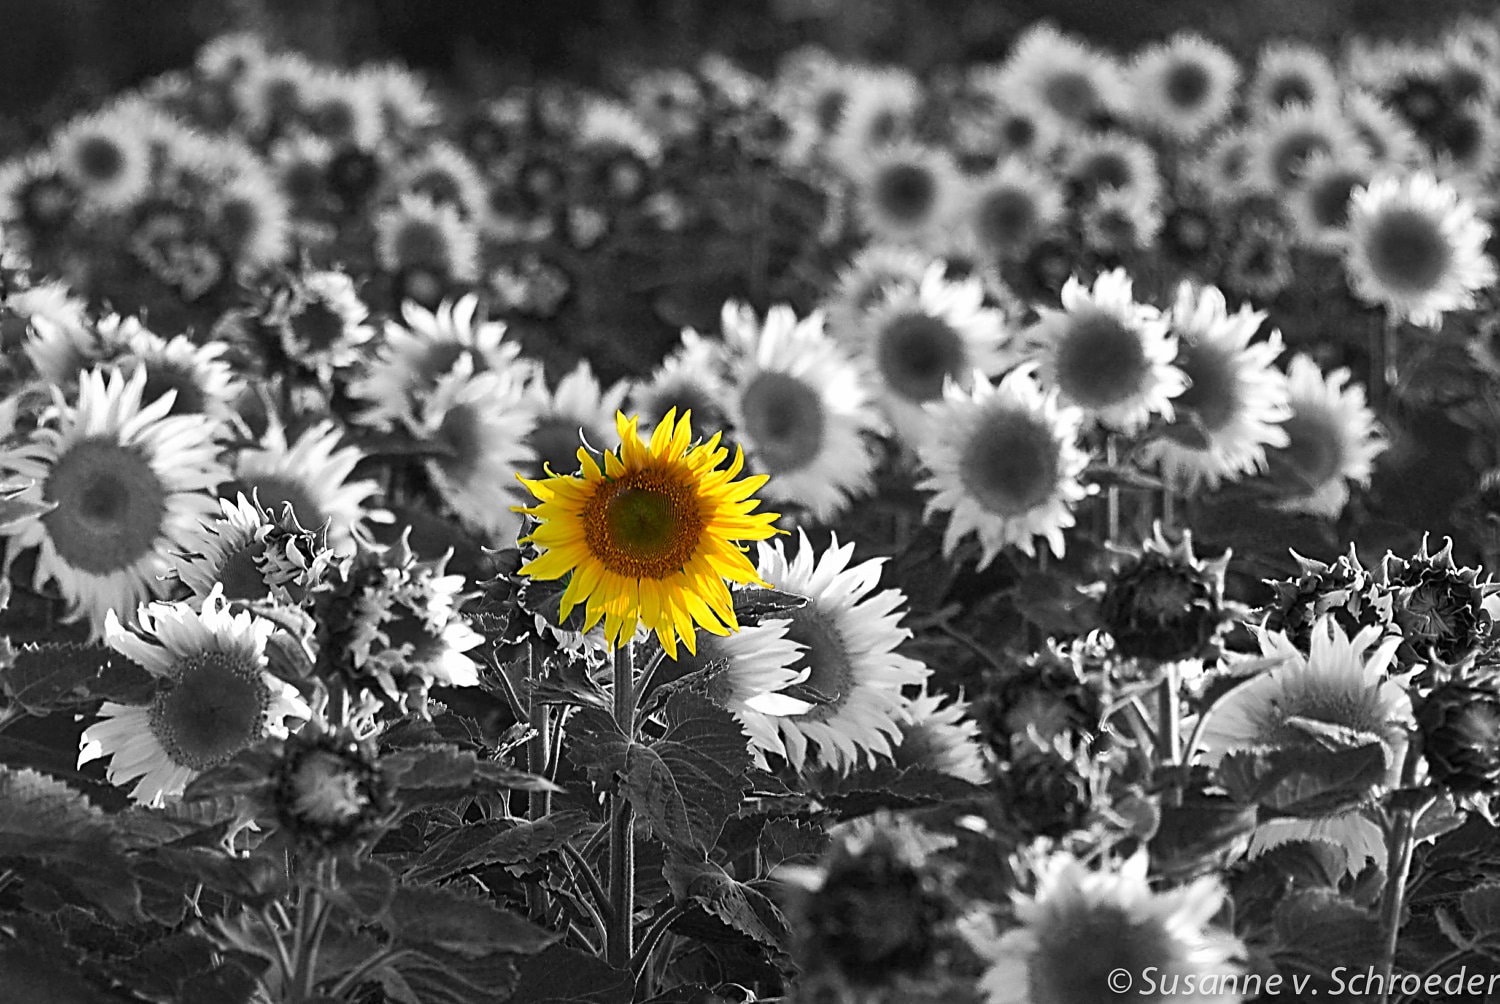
1138;282;1291;493
755;531;929;772
721;302;883;523
1100;525;1230;664
82;590;311;806
976;850;1244;1004
917;365;1089;566
346;539;484;704
0;367;225;635
229;418;384;555
1344;171;1496;328
515;409;782;658
174;493;342;606
1027;268;1185;433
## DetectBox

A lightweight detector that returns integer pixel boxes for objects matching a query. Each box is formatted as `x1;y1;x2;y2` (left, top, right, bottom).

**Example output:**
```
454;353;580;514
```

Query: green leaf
1;641;155;715
384;745;554;814
631;693;753;855
376;947;517;1004
755;818;828;874
383;885;558;957
1272;889;1382;976
809;764;987;820
401;810;593;884
152;846;287;905
506;944;634;1004
564;708;631;792
663;856;792;955
1461;883;1500;936
1218;743;1389;818
0;765;114;856
326;858;397;920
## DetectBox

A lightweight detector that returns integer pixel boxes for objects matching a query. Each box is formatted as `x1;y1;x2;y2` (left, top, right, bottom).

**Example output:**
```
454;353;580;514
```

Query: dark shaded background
2;0;1496;149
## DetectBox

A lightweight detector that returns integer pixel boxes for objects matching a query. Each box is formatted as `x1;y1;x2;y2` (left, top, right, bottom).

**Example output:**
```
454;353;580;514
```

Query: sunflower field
5;7;1500;1003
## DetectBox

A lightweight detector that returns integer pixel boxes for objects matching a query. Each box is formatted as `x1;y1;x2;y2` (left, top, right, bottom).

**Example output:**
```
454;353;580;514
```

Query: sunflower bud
1418;677;1500;795
1378;535;1497;668
1101;527;1228;663
274;730;389;849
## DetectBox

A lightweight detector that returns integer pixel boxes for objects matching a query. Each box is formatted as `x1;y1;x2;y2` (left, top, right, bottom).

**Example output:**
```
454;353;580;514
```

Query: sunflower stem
1105;434;1122;543
1158;661;1183;806
527;653;553;923
606;640;637;971
1376;747;1432;1004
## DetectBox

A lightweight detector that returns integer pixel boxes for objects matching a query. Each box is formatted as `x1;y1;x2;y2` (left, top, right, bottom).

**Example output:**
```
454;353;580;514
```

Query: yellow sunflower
514;409;782;658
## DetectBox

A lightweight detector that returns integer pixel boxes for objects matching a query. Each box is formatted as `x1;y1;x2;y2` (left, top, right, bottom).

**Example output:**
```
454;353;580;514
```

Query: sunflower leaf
628;693;754;855
662;856;793;956
732;586;808;620
505;944;634;1004
383;884;558;958
1218;742;1390;818
1;641;156;716
402;809;593;884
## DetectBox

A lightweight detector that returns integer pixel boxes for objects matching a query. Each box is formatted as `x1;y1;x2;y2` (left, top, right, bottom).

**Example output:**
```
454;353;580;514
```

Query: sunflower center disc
959;408;1060;516
218;541;271;601
876;312;966;404
150;651;272;770
434;400;484;482
1365;206;1453;295
976;188;1038;253
1162;341;1240;446
588;475;703;578
1165;61;1212;108
1041;71;1097;120
872;163;937;226
1269;76;1314;108
76;135;126;183
1276;410;1345;490
43;437;168;576
740;371;826;473
784;609;855;722
294;300;346;354
1053;308;1151;410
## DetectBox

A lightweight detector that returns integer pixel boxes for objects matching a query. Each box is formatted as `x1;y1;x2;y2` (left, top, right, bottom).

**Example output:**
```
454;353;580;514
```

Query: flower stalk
607;639;637;971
